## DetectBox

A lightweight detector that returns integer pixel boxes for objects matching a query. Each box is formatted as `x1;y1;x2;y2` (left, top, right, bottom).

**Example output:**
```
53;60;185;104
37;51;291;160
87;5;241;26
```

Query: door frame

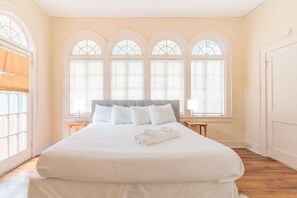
0;11;38;175
260;33;297;156
0;40;35;176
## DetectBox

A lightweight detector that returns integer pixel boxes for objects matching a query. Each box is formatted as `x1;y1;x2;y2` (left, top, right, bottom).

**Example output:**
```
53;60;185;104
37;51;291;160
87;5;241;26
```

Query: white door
266;42;297;169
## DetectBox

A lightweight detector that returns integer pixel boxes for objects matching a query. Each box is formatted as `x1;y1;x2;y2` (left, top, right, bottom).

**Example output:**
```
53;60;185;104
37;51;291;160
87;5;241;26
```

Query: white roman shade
0;47;30;93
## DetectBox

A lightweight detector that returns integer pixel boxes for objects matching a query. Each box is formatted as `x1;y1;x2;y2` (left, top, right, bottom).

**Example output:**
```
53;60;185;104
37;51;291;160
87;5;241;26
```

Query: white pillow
111;105;132;124
130;106;151;125
149;104;177;125
92;105;112;122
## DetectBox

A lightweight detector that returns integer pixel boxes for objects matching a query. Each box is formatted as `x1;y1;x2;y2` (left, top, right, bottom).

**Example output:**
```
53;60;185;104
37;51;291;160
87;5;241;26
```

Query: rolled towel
143;129;159;135
135;128;181;145
160;126;173;132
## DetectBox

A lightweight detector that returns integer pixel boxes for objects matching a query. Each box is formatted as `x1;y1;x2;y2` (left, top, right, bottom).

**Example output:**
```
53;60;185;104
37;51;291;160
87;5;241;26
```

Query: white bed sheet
29;175;239;198
37;122;244;183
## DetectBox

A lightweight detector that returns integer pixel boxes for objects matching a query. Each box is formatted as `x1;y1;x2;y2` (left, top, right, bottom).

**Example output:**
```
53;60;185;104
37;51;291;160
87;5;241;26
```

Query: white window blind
111;40;144;99
191;60;225;115
151;60;184;110
70;60;103;114
151;40;184;112
111;60;144;99
69;39;103;115
191;40;225;116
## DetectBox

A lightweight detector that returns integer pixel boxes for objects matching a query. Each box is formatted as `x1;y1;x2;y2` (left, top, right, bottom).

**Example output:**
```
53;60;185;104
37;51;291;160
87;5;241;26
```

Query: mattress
36;122;244;183
29;175;239;198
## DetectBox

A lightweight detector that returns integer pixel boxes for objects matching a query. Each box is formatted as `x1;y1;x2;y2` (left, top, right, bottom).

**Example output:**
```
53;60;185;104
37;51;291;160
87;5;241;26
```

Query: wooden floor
0;157;38;198
235;149;297;198
0;149;297;198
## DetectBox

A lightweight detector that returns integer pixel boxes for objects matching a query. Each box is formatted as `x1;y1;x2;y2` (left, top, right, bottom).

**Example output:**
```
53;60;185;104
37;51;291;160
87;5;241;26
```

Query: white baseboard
217;140;246;148
245;141;261;154
268;147;297;170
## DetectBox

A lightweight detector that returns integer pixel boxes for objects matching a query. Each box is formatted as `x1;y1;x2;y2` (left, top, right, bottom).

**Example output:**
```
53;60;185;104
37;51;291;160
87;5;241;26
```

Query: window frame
0;11;37;165
0;91;29;161
189;38;232;118
110;39;145;100
150;39;185;114
69;41;104;115
0;13;31;51
62;31;107;117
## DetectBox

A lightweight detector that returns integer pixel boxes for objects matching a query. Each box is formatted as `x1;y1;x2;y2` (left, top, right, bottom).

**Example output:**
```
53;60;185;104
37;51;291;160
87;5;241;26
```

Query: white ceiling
34;0;265;18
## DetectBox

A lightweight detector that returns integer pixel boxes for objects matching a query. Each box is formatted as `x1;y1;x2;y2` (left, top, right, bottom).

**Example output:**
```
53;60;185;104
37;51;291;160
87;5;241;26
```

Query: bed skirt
28;175;239;198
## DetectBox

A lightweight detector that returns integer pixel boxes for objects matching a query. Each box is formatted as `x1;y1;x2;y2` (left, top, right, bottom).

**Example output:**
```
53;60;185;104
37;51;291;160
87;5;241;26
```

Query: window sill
180;116;233;123
61;115;91;122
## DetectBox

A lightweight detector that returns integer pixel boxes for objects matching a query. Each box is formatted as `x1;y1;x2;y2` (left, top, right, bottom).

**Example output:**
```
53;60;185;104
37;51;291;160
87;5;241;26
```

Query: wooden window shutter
0;47;30;92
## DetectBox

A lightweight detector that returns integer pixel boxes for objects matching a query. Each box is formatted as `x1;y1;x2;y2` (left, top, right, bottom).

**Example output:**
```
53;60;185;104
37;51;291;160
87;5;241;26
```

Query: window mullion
7;93;10;158
125;61;128;100
86;61;89;114
203;61;208;114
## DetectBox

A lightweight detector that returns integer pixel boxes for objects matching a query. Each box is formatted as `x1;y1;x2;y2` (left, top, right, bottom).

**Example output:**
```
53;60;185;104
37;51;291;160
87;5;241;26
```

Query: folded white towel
135;128;180;145
160;126;173;132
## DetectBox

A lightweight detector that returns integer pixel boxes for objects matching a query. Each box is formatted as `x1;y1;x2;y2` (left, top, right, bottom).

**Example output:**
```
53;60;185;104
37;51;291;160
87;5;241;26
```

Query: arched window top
72;39;102;55
0;14;29;49
112;39;142;55
192;40;222;56
152;40;182;55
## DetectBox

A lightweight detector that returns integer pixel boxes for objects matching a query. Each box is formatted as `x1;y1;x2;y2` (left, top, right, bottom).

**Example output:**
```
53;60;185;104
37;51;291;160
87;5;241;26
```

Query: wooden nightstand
66;121;88;136
184;120;208;137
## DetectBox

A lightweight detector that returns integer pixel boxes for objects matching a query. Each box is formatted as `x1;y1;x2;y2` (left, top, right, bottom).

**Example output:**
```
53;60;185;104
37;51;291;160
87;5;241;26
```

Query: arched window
152;40;182;55
69;39;103;115
151;40;184;112
192;40;222;56
72;40;102;55
110;39;144;99
0;14;29;49
112;40;142;55
191;40;225;116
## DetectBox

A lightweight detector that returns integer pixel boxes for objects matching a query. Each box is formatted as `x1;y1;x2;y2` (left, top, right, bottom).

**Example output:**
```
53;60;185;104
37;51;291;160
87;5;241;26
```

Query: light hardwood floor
0;158;38;198
0;149;297;198
236;149;297;198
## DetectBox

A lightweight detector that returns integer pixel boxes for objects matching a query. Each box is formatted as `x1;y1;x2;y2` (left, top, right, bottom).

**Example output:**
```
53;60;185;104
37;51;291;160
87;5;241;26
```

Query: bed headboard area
92;100;180;121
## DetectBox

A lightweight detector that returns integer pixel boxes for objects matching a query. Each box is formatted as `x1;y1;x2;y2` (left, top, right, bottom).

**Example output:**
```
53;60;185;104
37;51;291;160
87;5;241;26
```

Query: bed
28;100;244;198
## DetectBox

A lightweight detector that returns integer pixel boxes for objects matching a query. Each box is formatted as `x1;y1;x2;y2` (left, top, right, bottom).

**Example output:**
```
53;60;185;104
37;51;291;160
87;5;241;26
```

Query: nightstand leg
67;126;71;136
204;126;207;137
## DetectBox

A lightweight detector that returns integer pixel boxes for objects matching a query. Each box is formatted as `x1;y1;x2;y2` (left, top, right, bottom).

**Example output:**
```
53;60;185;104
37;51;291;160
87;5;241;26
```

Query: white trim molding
180;116;233;123
107;30;147;55
246;141;261;154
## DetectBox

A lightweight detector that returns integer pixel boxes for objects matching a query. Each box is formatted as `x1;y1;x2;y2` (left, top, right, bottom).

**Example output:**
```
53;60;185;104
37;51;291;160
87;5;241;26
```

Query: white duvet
37;122;244;183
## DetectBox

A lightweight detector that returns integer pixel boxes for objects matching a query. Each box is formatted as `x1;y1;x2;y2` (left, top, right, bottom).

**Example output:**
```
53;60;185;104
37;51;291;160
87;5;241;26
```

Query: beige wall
51;18;245;144
0;0;52;154
244;0;297;150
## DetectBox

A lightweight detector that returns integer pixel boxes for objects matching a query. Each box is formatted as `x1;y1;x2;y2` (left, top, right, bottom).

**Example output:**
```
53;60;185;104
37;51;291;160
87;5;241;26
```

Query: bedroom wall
50;18;245;146
243;0;297;152
0;0;52;154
